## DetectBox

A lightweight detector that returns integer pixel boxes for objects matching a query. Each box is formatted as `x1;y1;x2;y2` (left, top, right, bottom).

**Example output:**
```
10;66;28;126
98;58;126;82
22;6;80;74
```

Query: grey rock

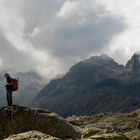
4;131;62;140
0;105;81;139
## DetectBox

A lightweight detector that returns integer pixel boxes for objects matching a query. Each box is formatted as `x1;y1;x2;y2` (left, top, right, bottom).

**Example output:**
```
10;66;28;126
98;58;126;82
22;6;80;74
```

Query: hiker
4;73;13;106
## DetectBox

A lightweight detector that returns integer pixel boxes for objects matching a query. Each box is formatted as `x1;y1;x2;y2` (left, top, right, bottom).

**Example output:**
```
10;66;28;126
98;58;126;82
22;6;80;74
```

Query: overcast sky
0;0;140;78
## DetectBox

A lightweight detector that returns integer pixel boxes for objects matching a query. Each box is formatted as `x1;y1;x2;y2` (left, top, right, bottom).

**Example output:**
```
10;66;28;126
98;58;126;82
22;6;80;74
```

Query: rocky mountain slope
31;53;140;116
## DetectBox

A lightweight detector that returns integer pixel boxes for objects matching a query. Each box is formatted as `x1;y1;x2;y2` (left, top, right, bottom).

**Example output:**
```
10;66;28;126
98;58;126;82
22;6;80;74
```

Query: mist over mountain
31;53;140;116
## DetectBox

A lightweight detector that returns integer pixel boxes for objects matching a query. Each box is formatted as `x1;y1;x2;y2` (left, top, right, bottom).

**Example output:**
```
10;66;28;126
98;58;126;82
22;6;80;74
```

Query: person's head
4;73;10;78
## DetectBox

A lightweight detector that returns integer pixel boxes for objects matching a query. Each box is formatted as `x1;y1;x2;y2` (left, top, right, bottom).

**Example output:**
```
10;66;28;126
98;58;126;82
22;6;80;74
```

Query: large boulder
0;105;81;139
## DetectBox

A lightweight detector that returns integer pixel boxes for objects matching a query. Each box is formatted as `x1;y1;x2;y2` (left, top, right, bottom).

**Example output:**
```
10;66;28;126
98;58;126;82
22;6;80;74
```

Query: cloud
0;0;135;78
0;0;64;78
0;27;62;78
28;0;126;69
97;0;140;63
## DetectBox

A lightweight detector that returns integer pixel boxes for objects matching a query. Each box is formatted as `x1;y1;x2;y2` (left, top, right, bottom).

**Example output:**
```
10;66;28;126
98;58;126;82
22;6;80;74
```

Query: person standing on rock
4;73;13;106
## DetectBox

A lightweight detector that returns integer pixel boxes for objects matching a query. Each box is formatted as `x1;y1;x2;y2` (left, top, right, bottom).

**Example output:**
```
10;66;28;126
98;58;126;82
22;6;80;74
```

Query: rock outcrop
4;131;61;140
126;53;140;72
0;105;80;139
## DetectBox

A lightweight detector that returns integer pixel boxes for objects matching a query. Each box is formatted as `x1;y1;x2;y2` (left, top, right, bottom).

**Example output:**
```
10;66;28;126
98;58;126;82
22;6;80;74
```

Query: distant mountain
31;53;140;116
13;71;48;106
0;71;47;106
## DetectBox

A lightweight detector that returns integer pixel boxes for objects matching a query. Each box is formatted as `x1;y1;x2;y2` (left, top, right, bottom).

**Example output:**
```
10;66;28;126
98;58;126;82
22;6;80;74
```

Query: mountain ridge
31;53;140;116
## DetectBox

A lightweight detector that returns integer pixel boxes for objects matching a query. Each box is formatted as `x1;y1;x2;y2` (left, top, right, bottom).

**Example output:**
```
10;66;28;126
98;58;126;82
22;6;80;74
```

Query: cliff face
0;105;80;139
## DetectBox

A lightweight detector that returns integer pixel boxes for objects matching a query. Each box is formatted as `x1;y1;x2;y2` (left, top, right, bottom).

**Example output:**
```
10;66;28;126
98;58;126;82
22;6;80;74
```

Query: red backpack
12;78;19;91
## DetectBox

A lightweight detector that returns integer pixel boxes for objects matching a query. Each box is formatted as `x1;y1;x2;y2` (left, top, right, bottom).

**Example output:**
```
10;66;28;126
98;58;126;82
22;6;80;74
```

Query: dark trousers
7;90;13;106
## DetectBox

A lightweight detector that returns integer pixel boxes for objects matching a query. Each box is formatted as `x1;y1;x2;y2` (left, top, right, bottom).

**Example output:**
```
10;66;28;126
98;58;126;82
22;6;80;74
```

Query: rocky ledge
0;105;80;139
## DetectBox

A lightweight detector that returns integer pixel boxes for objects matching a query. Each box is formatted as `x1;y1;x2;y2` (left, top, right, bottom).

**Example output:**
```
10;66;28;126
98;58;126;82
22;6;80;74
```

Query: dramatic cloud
0;0;139;78
98;0;140;63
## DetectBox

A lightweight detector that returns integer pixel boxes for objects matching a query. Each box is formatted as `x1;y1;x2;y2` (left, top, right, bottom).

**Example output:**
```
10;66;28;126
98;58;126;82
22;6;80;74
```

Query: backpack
12;78;19;91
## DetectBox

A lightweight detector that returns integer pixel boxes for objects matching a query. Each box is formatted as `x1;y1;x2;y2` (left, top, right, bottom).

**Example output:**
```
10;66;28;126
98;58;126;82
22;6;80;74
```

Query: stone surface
67;110;140;140
4;131;61;140
0;105;80;139
90;133;129;140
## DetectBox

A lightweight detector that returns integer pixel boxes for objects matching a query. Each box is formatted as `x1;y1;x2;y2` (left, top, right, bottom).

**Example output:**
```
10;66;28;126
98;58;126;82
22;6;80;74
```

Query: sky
0;0;140;79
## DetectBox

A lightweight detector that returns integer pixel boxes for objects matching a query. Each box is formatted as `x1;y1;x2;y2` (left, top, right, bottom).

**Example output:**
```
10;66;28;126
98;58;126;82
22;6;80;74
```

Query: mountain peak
83;54;122;69
90;54;112;60
126;53;140;72
85;54;115;64
69;54;120;73
100;54;111;60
